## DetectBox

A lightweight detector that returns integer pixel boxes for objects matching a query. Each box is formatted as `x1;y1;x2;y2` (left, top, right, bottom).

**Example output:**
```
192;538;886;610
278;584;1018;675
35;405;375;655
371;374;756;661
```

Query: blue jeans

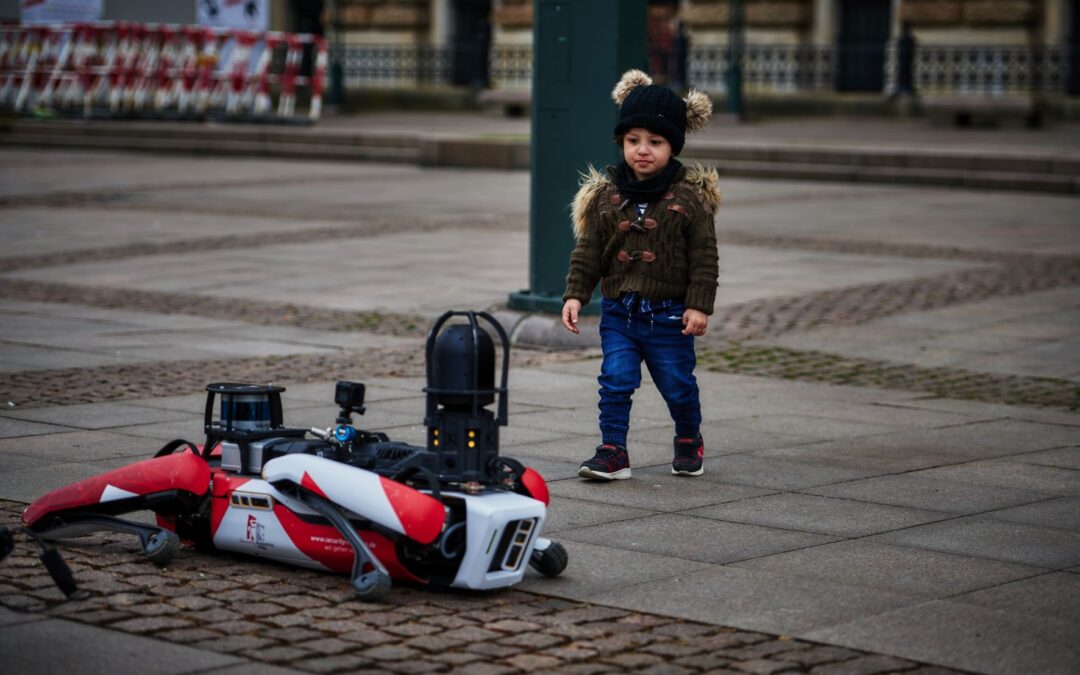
598;295;702;447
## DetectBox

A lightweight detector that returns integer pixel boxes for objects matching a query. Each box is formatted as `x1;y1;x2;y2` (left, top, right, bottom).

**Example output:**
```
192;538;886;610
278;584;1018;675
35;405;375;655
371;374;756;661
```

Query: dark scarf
611;158;683;203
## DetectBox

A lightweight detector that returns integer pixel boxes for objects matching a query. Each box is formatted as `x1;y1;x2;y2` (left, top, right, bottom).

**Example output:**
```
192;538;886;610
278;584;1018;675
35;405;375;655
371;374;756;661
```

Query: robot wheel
142;530;180;567
530;541;568;578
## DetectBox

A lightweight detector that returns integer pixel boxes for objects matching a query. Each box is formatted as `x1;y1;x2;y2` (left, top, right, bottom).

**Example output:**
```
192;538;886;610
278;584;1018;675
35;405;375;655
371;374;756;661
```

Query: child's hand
682;308;708;336
561;299;582;334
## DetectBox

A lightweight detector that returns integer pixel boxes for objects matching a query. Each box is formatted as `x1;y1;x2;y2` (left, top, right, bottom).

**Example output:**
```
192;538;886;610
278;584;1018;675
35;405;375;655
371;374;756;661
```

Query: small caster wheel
530;541;568;578
352;571;391;602
143;530;179;567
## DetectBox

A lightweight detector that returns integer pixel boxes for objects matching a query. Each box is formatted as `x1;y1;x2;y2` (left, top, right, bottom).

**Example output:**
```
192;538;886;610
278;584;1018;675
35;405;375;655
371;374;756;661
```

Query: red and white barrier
0;21;328;123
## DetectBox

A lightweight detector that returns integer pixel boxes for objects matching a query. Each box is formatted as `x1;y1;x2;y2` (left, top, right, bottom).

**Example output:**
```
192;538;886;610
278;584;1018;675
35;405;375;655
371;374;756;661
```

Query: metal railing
333;42;1079;98
490;44;531;89
914;45;1069;96
689;44;836;93
339;44;451;87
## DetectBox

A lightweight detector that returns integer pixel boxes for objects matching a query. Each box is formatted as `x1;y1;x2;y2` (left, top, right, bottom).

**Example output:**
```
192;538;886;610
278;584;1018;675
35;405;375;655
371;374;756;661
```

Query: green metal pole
508;0;647;314
726;0;744;117
329;0;345;107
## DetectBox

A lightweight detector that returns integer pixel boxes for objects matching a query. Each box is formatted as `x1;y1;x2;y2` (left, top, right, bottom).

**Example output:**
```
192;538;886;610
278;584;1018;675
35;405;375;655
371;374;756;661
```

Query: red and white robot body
18;311;568;601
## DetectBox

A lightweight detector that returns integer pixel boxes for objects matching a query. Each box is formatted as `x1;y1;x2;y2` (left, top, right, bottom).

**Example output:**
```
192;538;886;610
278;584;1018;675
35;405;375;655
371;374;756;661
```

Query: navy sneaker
672;436;704;476
578;444;631;480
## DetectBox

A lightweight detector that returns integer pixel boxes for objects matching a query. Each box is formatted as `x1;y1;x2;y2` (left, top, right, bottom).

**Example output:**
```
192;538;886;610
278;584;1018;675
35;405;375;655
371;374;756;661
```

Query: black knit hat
612;70;713;156
614;84;687;154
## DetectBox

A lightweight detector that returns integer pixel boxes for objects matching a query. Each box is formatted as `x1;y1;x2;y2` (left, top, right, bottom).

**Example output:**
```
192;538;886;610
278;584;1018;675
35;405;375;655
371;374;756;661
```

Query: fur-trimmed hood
570;163;720;239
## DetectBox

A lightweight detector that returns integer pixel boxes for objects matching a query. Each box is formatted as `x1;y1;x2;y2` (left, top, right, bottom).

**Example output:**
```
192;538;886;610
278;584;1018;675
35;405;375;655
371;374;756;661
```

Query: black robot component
200;383;332;474
423;311;509;486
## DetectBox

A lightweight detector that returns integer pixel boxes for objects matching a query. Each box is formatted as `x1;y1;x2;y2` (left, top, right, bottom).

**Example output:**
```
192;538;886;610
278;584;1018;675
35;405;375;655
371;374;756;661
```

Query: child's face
622;127;672;181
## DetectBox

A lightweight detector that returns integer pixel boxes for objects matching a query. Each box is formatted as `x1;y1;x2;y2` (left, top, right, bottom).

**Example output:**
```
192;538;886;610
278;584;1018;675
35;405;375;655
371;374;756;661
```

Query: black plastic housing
422;311;510;485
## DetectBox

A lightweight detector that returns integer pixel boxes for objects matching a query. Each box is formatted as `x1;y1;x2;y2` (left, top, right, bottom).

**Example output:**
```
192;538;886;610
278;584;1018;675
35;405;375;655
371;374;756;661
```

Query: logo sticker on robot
310;535;351;555
244;514;274;550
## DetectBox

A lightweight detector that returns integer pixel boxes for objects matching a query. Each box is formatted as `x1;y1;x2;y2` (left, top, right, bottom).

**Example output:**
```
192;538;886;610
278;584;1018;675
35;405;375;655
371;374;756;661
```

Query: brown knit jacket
562;164;721;314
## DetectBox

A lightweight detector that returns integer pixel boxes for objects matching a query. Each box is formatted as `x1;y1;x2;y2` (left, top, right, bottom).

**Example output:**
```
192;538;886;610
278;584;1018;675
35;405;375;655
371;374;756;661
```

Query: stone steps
3;118;1077;194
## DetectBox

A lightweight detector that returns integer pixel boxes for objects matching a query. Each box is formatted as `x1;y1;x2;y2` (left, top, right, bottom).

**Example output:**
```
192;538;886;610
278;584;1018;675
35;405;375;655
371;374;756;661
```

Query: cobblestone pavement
0;502;963;675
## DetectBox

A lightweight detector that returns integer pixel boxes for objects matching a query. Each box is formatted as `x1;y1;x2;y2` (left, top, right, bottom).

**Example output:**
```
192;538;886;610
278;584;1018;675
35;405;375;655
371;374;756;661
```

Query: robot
15;311;568;601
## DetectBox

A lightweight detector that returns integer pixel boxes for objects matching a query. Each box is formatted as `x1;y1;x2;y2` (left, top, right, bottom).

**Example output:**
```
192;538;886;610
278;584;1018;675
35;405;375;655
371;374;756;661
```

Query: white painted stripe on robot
99;484;140;502
261;455;405;536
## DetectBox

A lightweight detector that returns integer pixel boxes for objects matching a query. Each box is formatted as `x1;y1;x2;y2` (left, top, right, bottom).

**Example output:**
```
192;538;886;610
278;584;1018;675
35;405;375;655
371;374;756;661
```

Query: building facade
326;0;1079;105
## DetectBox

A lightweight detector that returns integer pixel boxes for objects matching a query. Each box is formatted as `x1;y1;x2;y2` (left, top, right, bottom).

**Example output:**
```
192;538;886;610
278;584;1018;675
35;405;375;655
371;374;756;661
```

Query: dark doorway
836;0;891;92
290;0;324;77
1069;0;1080;95
452;0;492;88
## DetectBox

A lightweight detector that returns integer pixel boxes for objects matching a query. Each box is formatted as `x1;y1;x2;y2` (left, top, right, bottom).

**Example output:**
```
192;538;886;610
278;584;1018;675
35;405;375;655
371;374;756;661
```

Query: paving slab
982;497;1080;533
0;452;47;470
0;457;135;503
773;400;999;430
727;540;1045;597
689;453;881;490
495;446;582;481
802;599;1080;675
0;606;45;626
0;416;75;439
633;422;820;456
751;441;964;474
114;393;220;414
584;564;919;636
880;397;1080;428
503;368;605;407
512;409;673;452
0;300;414;372
869;516;1080;569
951;571;1080;625
2;402;194;431
761;422;1080;473
540;496;658;534
683;493;951;537
557;512;837;565
109;418;219;443
515;540;713;598
0;615;245;675
1011;446;1080;470
717;413;909;441
548;468;775;511
0;429;165;461
911;459;1080;496
803;473;1057;514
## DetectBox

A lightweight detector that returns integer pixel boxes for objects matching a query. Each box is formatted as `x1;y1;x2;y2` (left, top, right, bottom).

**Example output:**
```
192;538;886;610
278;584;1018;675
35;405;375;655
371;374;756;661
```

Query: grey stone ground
0;122;1078;675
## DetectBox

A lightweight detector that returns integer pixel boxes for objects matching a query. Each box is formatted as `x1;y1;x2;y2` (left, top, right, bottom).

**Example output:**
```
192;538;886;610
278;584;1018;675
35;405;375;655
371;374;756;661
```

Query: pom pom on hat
612;69;653;105
684;89;713;132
